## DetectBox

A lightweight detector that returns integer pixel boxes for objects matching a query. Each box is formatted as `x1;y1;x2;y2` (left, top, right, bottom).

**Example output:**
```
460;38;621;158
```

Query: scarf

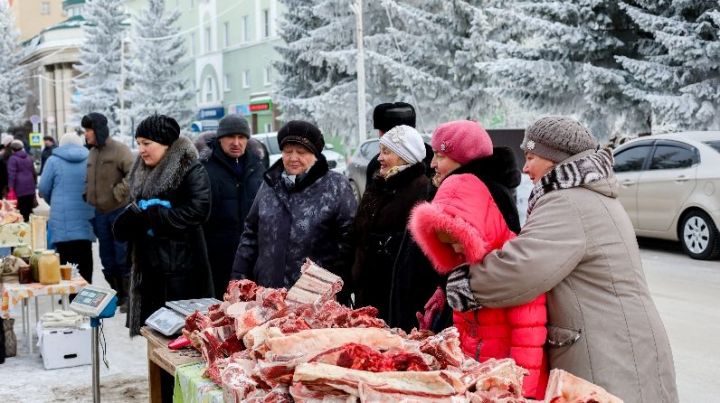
527;147;614;216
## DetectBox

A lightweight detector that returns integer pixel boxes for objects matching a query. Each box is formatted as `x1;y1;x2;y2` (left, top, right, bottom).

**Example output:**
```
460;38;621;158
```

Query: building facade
9;0;65;42
126;0;284;134
20;0;86;139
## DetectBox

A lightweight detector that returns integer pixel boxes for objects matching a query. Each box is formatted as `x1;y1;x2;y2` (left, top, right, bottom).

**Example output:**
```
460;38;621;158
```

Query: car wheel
350;180;361;203
680;210;720;260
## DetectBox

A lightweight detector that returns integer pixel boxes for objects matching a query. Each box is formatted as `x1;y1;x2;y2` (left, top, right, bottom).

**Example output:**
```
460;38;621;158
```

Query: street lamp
350;0;367;146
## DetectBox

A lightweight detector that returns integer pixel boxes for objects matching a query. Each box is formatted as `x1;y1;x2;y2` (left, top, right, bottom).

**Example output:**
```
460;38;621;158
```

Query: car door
637;141;699;233
613;142;654;228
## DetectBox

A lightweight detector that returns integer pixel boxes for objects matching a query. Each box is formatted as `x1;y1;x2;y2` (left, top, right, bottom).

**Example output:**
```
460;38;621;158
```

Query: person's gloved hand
445;265;482;312
416;287;445;330
113;203;148;241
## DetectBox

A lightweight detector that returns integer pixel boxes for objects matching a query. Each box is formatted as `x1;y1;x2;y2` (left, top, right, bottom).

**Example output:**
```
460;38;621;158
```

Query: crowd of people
7;103;677;401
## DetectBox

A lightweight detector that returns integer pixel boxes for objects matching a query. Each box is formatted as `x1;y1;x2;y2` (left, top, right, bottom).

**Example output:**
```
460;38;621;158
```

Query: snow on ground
0;242;149;402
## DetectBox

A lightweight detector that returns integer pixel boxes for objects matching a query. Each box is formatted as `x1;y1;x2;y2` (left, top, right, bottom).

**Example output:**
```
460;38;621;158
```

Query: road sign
29;115;41;125
29;132;42;147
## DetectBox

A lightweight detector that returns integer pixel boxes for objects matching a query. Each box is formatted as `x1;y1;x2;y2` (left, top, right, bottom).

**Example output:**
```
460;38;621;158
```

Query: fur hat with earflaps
409;174;515;274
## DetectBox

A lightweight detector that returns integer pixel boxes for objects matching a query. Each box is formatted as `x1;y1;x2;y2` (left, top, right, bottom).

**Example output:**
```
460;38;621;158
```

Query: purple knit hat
430;120;493;165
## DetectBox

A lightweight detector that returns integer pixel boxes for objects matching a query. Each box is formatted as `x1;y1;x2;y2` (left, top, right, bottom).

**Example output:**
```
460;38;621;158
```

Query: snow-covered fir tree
0;0;28;130
72;0;126;134
617;1;720;132
126;0;193;132
275;0;393;147
484;0;649;139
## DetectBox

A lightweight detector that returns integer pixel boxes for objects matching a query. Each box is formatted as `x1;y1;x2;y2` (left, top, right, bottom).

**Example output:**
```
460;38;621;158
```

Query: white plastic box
38;323;91;370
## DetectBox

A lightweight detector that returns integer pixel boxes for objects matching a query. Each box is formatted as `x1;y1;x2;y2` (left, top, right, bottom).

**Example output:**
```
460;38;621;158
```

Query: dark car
346;138;380;201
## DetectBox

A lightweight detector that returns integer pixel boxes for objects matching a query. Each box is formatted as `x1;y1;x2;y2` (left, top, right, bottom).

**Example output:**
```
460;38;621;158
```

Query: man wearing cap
366;102;433;184
201;114;266;298
444;116;678;402
82;112;134;308
40;136;57;174
231;120;357;297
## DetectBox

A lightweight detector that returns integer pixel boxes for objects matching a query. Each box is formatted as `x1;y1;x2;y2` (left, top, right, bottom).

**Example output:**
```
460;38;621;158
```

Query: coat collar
264;153;330;193
129;136;198;199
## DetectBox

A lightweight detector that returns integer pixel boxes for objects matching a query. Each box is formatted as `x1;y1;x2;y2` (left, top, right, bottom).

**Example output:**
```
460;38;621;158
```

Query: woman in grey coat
231;121;356;297
445;117;677;402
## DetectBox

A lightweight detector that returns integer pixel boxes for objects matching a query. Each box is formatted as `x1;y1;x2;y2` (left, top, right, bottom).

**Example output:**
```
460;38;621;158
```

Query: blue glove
138;198;172;210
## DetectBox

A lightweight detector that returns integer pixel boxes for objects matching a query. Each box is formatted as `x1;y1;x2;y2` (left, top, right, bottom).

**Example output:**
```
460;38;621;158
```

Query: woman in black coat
114;114;214;336
351;125;439;332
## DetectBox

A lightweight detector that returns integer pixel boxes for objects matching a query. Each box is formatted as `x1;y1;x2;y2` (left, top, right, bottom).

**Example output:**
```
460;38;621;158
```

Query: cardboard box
38;324;91;370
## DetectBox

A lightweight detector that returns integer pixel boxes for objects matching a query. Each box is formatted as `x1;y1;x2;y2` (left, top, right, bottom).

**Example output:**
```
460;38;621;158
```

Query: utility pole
351;0;366;145
119;36;127;138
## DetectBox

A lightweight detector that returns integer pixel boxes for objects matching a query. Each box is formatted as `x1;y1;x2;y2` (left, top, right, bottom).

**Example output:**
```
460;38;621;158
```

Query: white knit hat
1;133;13;147
379;125;426;165
60;132;83;147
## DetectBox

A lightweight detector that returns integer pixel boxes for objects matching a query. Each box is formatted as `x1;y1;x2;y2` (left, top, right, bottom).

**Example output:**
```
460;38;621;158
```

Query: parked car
346;138;380;201
613;131;720;260
251;132;347;175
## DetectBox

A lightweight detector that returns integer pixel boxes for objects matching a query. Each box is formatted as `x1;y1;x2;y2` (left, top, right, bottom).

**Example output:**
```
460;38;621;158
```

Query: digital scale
145;298;221;337
68;285;118;403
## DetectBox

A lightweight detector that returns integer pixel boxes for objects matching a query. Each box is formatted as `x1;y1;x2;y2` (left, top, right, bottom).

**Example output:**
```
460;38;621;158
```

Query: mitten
416;287;446;330
112;204;148;241
445;265;482;312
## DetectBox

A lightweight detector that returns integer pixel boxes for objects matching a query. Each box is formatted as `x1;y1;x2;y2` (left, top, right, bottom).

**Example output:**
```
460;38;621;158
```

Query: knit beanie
216;114;251;139
60;132;84;147
431;120;493;165
135;114;181;146
521;116;599;162
379;125;426;165
1;133;13;147
9;140;24;151
277;120;324;156
373;102;416;133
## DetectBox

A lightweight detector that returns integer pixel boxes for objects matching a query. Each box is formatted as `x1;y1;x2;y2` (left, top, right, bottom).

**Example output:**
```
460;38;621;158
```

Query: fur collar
129;136;198;199
527;147;614;215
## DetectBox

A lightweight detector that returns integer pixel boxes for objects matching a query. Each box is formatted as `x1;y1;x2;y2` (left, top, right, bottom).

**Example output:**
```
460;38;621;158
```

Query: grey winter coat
231;155;357;292
465;150;677;402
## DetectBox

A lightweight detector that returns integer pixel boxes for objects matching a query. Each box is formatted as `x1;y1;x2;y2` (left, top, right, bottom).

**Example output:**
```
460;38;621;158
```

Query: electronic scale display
69;285;117;317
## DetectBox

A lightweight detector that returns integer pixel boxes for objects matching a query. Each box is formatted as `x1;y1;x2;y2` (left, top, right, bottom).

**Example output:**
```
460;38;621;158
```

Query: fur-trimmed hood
129;136;198;199
410;173;515;274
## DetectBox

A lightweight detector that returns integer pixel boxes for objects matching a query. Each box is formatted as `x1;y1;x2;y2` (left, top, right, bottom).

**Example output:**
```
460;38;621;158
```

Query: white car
251;132;347;175
613;131;720;260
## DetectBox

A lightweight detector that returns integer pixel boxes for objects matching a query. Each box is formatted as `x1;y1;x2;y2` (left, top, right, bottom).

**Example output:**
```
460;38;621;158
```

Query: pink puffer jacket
410;174;548;399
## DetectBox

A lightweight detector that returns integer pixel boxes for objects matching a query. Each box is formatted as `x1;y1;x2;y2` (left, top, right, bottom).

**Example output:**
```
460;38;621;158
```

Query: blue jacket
39;144;96;244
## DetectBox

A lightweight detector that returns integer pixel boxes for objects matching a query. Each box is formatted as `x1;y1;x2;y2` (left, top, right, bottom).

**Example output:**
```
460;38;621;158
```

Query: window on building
263;67;272;86
223;22;230;48
242;15;250;42
204;76;217;103
242;71;250;88
41;2;51;15
262;9;270;38
205;27;212;53
264;123;273;133
223;74;231;92
190;33;196;55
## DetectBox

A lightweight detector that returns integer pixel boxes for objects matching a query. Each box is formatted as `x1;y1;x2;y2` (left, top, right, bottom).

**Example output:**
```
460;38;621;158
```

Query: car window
361;140;379;159
614;145;652;172
263;135;281;154
704;141;720;154
649;145;696;170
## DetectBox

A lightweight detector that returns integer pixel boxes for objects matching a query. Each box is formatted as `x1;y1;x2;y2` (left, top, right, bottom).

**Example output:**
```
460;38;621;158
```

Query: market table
0;275;88;353
140;326;204;403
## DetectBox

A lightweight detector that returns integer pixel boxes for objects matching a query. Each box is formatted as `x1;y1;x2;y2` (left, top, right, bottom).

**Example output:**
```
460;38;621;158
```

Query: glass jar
38;250;61;285
12;243;32;264
30;249;44;283
19;265;32;284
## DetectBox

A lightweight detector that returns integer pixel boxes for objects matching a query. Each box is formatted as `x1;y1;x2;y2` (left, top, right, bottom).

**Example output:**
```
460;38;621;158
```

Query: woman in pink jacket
410;173;548;399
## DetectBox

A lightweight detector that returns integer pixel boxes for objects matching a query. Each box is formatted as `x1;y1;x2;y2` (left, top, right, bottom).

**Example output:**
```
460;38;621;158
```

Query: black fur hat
373;102;416;133
135;114;181;146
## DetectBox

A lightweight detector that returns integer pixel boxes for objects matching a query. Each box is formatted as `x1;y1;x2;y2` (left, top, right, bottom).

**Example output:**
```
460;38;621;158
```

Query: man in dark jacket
365;102;434;183
202;114;266;298
40;136;57;174
82;112;134;308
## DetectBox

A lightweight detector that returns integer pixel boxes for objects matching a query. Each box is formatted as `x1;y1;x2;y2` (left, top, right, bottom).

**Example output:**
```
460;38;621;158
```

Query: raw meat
264;328;406;359
286;259;344;305
311;343;430;372
544;369;623;403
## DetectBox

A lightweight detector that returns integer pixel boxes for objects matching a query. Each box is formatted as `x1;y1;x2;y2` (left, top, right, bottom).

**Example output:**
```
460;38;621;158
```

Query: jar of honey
38;250;61;285
19;264;32;284
30;249;44;282
12;243;32;264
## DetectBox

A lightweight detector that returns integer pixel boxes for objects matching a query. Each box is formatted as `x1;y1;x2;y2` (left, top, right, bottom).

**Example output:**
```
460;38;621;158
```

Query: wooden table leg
147;339;163;403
